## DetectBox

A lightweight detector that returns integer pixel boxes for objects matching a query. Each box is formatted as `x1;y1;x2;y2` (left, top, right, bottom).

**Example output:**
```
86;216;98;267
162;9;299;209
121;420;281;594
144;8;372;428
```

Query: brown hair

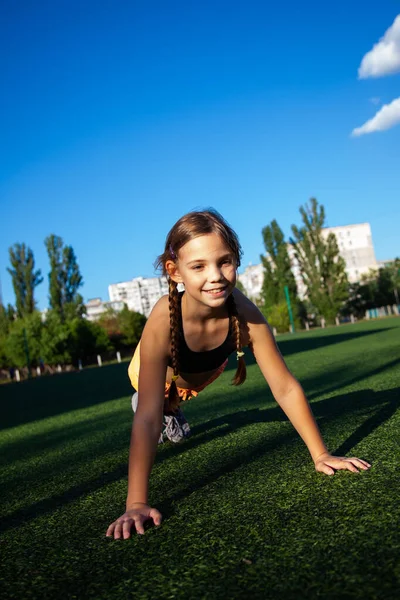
155;209;246;411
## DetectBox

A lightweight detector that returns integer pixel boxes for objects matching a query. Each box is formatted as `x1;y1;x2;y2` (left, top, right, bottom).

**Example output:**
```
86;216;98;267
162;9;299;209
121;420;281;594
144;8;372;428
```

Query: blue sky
1;1;399;311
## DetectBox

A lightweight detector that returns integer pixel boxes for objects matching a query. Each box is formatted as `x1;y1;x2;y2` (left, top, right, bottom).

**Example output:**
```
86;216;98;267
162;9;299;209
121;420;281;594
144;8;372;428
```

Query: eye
191;265;203;271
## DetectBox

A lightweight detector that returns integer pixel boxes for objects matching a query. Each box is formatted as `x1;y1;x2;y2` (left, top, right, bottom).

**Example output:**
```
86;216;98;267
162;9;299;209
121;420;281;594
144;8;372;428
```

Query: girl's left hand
314;452;371;475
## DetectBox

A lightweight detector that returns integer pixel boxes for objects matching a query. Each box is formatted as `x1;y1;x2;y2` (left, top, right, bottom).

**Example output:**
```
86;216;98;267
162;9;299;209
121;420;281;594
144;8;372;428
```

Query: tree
342;281;372;318
40;311;73;365
6;304;16;322
260;220;297;308
40;313;115;366
97;307;124;349
388;258;400;305
0;304;16;367
290;198;349;323
0;335;9;369
118;306;146;347
356;261;400;309
0;305;9;368
45;234;63;313
260;302;300;334
97;305;146;350
4;312;43;368
7;243;43;318
68;318;111;364
0;304;10;337
98;307;121;335
62;245;84;318
45;235;84;319
375;267;394;306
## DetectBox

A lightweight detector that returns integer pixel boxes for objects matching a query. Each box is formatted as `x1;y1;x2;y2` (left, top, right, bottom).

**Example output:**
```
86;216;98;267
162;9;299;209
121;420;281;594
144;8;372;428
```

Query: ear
165;260;184;283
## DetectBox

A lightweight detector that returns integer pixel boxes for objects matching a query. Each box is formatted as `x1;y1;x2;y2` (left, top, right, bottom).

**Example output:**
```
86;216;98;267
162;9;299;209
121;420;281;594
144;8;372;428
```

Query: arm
106;297;171;538
126;326;168;506
238;296;370;474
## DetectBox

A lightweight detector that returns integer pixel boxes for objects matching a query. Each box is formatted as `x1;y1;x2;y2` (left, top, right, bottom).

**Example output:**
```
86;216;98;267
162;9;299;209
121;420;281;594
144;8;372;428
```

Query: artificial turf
1;318;399;599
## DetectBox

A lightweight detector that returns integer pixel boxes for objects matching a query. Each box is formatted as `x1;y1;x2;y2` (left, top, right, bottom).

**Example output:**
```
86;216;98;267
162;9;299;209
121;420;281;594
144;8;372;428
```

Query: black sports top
168;294;236;373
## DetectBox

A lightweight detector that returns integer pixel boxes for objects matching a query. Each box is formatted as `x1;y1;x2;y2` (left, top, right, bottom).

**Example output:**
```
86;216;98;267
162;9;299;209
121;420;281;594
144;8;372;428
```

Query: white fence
365;305;399;319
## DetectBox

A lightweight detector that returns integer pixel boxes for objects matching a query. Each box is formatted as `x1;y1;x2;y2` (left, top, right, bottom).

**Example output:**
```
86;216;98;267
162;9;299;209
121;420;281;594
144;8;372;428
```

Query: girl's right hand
106;503;162;539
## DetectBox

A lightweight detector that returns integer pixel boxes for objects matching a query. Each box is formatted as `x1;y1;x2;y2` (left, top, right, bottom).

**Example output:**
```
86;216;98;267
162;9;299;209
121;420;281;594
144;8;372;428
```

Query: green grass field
1;319;400;599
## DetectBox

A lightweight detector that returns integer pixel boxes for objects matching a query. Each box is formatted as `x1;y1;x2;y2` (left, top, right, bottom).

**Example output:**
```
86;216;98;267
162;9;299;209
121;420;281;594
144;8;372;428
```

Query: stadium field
1;318;399;599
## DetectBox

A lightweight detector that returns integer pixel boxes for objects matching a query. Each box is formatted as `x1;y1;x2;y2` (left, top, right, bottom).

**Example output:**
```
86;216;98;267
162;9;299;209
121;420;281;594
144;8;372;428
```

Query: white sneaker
162;410;191;443
131;392;190;444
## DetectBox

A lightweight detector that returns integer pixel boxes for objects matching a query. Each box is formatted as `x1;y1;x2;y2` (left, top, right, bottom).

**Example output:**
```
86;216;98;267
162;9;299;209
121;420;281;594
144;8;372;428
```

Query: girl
106;209;371;539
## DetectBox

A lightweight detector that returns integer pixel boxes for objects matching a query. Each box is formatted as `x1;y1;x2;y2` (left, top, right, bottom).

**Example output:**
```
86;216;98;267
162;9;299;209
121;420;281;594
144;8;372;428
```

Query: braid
167;278;181;412
227;294;246;385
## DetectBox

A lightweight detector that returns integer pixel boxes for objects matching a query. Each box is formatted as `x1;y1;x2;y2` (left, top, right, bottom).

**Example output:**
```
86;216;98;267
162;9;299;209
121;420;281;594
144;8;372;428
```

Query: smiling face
166;233;237;308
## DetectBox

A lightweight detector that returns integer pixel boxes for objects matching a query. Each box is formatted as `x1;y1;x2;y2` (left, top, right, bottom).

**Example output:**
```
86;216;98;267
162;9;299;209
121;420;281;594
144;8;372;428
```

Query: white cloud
358;14;400;78
351;97;400;136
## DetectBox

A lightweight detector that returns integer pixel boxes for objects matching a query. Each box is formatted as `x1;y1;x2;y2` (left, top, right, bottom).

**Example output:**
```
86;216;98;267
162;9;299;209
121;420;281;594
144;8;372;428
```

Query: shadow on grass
305;357;400;402
185;386;400;451
0;361;132;431
222;326;392;371
0;407;131;475
186;354;400;425
331;388;400;456
1;386;398;535
277;326;393;356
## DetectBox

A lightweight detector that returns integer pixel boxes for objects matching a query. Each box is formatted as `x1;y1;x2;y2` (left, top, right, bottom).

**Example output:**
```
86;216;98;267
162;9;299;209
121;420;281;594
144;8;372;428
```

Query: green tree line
0;235;146;373
259;198;399;332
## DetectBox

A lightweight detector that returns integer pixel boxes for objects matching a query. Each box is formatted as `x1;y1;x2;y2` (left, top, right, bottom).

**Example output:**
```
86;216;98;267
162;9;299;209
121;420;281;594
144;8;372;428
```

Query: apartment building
321;222;377;282
85;298;125;321
108;276;169;318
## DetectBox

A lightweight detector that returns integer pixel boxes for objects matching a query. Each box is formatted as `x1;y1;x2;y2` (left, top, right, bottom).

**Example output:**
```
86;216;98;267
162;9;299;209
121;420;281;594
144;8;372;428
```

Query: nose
208;264;223;282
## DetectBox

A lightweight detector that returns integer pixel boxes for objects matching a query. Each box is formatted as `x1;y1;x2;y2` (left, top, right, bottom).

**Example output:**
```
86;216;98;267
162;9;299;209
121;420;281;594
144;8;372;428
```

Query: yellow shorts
128;341;228;406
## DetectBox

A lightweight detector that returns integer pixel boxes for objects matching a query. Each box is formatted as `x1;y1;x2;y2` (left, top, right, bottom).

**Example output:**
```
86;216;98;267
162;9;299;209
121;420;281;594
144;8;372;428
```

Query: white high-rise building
321;223;377;282
108;276;169;318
